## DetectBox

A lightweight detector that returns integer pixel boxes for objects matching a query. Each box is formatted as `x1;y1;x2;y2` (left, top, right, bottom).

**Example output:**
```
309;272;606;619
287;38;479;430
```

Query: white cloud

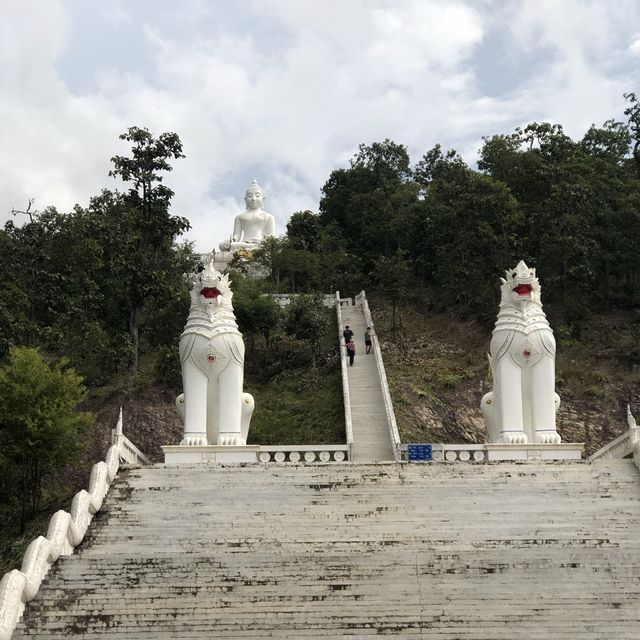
1;0;639;252
98;5;131;28
500;0;638;136
372;3;484;69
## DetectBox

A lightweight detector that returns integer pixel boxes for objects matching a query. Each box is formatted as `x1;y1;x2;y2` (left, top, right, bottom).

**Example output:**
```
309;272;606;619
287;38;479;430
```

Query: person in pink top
346;338;356;366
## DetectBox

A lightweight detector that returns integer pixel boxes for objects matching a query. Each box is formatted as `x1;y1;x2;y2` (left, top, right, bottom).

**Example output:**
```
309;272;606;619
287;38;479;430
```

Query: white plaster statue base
485;443;583;461
211;251;233;273
208;250;269;280
163;445;260;465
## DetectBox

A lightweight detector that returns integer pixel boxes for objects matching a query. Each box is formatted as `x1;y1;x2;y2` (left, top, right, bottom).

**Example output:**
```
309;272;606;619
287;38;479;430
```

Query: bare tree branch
10;198;37;223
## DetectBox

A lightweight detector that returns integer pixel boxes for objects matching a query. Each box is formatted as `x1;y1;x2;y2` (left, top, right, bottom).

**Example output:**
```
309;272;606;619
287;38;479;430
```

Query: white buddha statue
219;180;276;252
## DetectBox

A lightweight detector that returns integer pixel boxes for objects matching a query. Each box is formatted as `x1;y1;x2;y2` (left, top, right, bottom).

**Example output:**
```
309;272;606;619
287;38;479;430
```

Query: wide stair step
14;461;640;639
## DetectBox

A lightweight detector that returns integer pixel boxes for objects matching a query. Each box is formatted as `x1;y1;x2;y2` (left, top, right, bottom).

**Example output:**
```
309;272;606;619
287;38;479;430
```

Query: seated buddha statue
219;180;276;252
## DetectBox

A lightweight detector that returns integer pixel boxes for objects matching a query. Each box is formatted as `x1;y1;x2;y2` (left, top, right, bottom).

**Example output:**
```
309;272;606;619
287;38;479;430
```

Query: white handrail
587;406;640;464
586;429;638;462
111;409;151;466
335;291;355;461
0;408;149;640
400;442;583;463
627;407;640;472
268;293;335;308
358;291;402;461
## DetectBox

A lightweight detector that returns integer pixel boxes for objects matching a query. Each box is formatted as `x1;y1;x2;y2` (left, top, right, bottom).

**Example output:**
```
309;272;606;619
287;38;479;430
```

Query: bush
0;347;93;532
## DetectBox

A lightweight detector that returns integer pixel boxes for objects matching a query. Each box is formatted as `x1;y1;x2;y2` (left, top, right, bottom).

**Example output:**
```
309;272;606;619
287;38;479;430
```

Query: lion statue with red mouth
175;255;254;446
481;260;561;445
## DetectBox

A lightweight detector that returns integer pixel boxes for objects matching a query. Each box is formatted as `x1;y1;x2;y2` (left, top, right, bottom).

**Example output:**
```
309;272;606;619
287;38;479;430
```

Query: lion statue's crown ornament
481;260;561;445
176;254;254;446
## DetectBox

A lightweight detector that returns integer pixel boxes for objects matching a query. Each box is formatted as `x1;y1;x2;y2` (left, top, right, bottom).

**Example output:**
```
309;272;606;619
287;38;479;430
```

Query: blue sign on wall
407;444;432;461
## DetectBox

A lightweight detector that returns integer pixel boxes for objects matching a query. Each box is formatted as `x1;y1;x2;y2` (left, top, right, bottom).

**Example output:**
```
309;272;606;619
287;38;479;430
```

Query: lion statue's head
189;254;233;310
499;260;542;308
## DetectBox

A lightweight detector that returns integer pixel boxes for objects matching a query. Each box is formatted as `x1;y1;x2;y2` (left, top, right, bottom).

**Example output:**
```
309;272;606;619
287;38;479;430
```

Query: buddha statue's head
245;180;265;211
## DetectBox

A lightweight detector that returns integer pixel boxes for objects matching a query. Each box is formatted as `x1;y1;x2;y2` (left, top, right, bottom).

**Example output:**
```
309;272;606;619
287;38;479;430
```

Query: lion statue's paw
499;431;528;444
181;433;208;446
217;433;246;446
534;430;561;444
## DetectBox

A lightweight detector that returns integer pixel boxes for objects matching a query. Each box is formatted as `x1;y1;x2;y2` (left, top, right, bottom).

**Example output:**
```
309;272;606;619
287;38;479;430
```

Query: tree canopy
0;347;93;532
0;127;196;382
254;97;640;331
3;96;640;370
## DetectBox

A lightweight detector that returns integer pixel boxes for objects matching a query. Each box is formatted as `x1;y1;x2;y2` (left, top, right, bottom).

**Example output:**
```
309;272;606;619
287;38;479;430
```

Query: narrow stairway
341;302;395;462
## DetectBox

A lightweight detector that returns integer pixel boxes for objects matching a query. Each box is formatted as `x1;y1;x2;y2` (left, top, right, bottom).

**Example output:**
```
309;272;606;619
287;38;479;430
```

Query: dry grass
372;300;640;455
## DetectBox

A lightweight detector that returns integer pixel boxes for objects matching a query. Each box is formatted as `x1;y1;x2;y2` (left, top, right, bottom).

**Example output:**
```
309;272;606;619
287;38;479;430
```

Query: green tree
319;139;414;268
0;224;34;355
581;119;631;165
0;347;93;532
0;207;126;380
319;166;380;235
286;210;321;251
478;116;640;322
315;222;363;295
109;126;190;371
624;92;640;176
350;138;412;184
279;245;321;293
578;122;637;309
233;276;281;347
372;250;413;340
284;296;330;366
251;235;288;286
414;144;466;186
419;155;524;318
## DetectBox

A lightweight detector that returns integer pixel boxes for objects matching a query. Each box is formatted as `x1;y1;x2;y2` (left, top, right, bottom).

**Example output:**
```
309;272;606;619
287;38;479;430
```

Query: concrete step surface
14;460;640;639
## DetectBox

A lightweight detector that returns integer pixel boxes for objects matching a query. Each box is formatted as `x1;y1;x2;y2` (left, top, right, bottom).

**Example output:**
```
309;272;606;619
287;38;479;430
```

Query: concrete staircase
14;460;640;639
342;304;395;462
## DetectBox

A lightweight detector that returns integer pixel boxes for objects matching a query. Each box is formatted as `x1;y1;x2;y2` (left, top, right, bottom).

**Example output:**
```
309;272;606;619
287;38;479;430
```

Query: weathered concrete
14;461;640;639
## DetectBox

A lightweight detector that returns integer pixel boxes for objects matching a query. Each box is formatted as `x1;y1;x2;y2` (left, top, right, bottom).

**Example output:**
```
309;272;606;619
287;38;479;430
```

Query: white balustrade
257;445;349;463
0;408;148;640
401;443;489;463
268;293;335;309
358;291;402;461
335;291;355;462
111;410;151;466
401;442;585;463
587;407;640;464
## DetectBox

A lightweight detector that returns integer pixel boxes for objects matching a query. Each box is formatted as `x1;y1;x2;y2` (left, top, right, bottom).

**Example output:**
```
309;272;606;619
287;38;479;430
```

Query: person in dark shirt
343;325;354;344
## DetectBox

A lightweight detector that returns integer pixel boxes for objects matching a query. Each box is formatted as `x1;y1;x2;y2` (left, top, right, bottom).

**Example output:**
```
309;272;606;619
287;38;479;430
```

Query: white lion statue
481;260;561;444
176;255;254;446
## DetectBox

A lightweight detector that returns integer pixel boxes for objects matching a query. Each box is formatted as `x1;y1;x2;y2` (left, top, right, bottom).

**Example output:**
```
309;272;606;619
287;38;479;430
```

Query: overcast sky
1;0;639;251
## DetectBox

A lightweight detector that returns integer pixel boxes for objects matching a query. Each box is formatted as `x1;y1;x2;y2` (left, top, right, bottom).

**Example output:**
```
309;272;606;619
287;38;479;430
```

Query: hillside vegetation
2;92;640;570
372;300;640;456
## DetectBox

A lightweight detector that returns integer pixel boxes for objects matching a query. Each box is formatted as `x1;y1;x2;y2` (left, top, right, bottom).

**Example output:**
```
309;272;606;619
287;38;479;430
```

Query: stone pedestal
485;443;583;461
205;251;268;279
211;251;233;273
163;445;260;465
